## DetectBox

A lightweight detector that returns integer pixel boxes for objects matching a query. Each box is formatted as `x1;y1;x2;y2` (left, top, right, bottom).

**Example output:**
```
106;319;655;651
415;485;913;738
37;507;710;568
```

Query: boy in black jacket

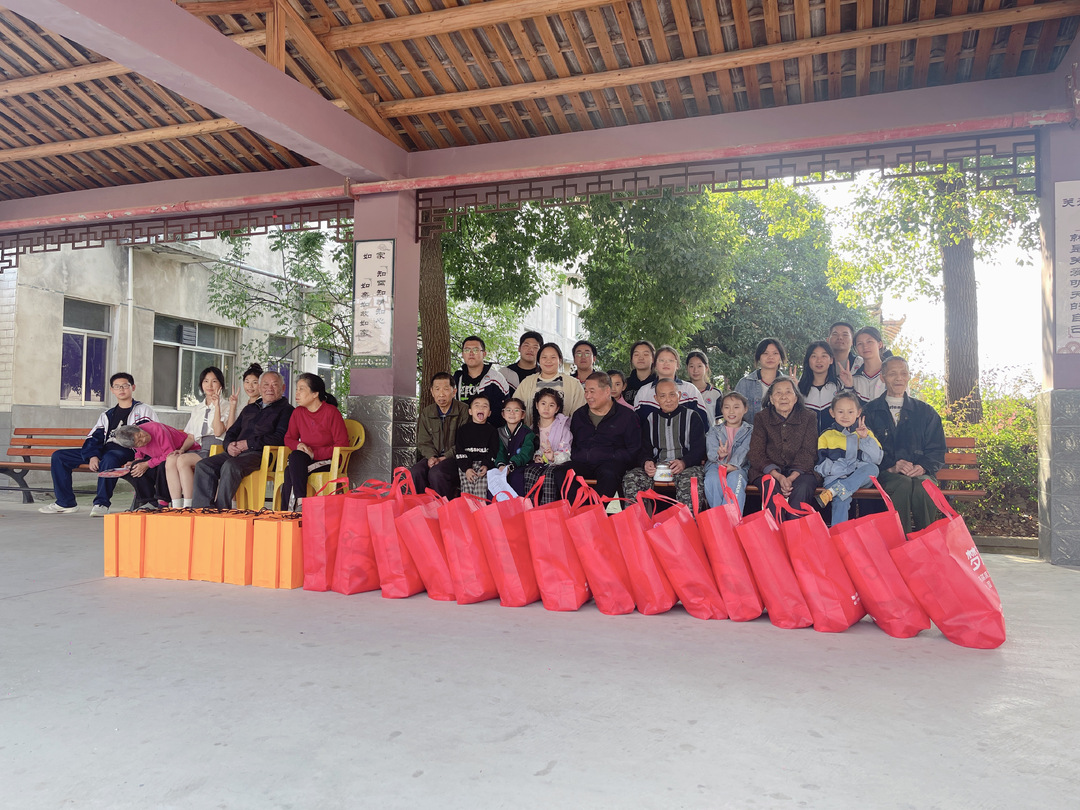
456;394;500;498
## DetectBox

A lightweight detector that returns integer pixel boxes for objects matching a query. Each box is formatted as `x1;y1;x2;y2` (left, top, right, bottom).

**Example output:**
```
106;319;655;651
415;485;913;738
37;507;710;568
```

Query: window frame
152;315;237;410
60;299;111;406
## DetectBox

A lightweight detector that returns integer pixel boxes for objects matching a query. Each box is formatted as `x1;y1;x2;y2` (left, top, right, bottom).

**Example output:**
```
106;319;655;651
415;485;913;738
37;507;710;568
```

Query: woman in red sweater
282;373;348;509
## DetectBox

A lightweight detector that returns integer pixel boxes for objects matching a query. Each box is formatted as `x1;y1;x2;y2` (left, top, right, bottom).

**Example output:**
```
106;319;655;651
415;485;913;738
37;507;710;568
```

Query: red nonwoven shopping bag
470;494;541;607
330;483;392;595
368;493;428;599
775;494;866;633
523;474;590;611
733;479;813;629
890;480;1006;649
397;497;456;601
697;475;763;622
565;480;635;616
438;494;500;605
829;477;930;638
610;500;676;615
301;477;351;591
642;483;727;621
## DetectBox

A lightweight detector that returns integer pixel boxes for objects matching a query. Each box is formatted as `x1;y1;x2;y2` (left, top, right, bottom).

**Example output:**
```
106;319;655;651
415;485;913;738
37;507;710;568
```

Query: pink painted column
1038;122;1080;565
347;192;420;483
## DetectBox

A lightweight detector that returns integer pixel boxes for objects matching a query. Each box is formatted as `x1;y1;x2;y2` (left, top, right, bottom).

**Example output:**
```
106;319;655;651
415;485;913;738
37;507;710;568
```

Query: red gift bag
438;494;500;605
566;480;635;616
642;483;727;620
471;493;541;607
301;477;352;591
523;474;590;611
330;484;392;595
610;500;677;615
733;479;813;629
830;478;930;638
775;495;866;633
368;494;428;599
397;497;456;601
697;476;763;622
891;480;1007;649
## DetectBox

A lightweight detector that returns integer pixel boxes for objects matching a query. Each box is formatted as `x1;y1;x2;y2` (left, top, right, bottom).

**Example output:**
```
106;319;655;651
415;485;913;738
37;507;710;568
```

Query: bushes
913;370;1037;529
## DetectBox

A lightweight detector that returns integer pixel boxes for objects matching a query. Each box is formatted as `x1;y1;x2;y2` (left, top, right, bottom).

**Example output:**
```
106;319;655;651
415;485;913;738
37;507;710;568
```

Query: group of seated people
412;323;947;533
39;363;349;516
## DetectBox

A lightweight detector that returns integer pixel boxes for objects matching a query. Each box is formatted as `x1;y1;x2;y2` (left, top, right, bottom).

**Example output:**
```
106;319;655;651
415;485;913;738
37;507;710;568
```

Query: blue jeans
822;462;878;525
49;446;134;508
704;463;747;514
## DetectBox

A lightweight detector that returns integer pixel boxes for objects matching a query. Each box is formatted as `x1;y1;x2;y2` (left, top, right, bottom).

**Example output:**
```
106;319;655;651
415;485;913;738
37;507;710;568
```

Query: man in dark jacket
557;371;642;500
622;379;707;507
410;372;469;497
193;372;293;508
863;356;947;532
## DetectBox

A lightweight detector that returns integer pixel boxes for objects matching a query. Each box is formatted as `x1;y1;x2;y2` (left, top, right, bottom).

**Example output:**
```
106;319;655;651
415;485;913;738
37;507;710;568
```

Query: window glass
153;344;178;408
181;351;228;407
60;334;84;401
154;315;192;343
85;336;107;403
63;299;110;333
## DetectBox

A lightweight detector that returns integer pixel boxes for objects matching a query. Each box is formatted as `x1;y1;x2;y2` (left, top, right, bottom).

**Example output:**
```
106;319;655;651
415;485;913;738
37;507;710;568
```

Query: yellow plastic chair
209;443;289;511
273;419;366;509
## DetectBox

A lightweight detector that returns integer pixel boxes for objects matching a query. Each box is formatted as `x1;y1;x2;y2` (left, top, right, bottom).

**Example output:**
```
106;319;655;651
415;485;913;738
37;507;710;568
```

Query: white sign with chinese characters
1056;181;1080;354
352;240;394;364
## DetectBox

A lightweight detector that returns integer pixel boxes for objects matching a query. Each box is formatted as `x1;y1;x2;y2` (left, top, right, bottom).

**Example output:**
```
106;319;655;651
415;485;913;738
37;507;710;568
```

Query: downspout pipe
126;245;134;374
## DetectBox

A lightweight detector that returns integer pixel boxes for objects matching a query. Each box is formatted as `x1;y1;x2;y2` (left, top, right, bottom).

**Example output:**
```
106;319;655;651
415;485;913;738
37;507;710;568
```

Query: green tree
207;225;354;404
575;190;741;367
687;184;864;388
830;165;1039;422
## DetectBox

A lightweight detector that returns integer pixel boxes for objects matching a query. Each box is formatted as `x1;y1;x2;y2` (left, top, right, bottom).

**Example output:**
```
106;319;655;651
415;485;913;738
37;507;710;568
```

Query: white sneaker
39;502;79;514
90;504;110;517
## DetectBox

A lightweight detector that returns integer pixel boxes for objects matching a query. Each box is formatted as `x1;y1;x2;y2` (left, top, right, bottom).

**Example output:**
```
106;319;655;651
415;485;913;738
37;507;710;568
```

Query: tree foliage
207;225;355;373
575;190;741;368
686;184;865;388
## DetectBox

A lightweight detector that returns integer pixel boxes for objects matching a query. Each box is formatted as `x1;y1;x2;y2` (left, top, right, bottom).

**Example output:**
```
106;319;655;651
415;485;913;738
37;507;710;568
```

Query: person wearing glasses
571;340;598;386
451;335;510;428
38;372;157;517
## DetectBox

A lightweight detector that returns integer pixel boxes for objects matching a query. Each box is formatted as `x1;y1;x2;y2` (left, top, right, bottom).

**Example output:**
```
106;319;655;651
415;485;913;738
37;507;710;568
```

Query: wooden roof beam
378;0;1080;117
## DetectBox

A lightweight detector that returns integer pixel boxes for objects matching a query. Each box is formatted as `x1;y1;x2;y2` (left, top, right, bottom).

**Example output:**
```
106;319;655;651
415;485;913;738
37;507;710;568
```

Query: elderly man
621;378;707;508
557;371;641;500
863;356;947;532
193;371;293;509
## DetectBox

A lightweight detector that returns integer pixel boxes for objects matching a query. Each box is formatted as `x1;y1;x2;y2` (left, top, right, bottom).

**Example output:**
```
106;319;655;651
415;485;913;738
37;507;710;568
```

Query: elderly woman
746;377;819;518
112;423;199;511
282;373;348;510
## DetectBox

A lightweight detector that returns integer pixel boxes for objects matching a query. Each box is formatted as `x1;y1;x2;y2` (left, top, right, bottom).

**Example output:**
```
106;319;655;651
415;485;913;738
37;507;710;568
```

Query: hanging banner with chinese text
352;240;394;367
1056;181;1080;354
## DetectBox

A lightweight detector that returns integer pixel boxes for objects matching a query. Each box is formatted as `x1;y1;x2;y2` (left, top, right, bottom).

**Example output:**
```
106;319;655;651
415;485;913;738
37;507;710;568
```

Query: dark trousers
50;446;134;508
281;451;331;506
752;472;818;521
878;472;941;533
409;457;460;498
557;458;630;501
192;450;263;509
130;463;169;508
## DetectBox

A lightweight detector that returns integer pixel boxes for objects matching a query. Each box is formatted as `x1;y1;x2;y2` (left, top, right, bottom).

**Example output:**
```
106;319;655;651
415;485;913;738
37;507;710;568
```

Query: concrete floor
3;501;1079;810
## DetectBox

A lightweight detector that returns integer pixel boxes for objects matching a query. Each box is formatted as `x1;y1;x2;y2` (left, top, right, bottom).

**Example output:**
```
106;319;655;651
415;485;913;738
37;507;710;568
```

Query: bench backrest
937;436;979;487
7;427;87;459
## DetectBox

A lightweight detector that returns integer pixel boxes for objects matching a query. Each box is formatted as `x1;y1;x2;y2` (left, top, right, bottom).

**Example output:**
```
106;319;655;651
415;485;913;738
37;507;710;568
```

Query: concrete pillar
1038;123;1080;565
347;192;420;484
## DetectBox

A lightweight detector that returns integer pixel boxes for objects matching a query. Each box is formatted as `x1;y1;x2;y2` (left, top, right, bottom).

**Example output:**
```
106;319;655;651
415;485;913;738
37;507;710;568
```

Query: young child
607;369;634;410
521;388;573;504
456;394;500;498
815;391;883;525
487;397;536;498
704;391;753;513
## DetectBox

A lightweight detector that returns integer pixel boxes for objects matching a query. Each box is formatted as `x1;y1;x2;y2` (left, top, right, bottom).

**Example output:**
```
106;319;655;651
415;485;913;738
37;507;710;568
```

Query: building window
152;315;237;409
555;294;563;335
60;299;111;404
267;335;299;402
317;349;346;397
568;300;581;341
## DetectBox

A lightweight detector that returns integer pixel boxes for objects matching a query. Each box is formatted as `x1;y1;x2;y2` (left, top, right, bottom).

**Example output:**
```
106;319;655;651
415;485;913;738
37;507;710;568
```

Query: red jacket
285;402;348;461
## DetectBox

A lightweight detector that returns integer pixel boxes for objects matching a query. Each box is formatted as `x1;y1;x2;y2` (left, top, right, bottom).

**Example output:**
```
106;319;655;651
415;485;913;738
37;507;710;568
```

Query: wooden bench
586;437;985;503
1;427;95;504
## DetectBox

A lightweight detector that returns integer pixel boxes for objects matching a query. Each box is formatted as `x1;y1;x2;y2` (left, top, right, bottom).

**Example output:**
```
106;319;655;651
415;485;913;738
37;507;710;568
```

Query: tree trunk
418;236;451;410
941;235;982;423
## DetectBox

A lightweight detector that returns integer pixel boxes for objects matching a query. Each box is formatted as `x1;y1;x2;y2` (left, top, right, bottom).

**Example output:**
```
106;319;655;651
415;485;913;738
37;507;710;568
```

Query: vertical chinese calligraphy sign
1056;181;1080;354
352;240;394;368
